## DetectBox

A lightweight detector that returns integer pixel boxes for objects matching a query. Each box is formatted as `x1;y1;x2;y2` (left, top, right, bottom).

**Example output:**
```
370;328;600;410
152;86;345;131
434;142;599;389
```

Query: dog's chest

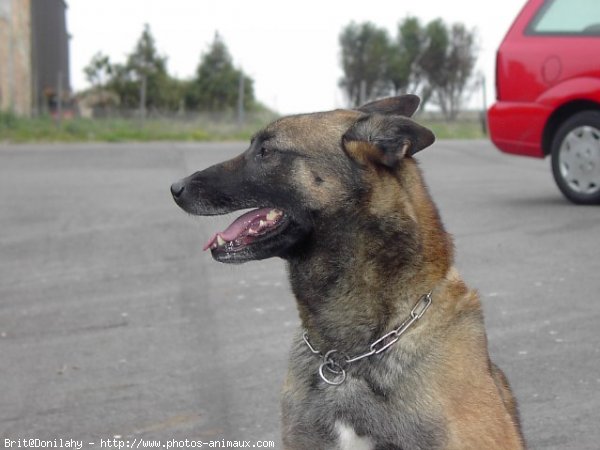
334;422;375;450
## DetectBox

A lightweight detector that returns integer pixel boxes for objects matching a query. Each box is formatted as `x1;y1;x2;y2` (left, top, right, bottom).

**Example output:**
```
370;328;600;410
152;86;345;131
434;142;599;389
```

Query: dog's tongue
203;208;277;251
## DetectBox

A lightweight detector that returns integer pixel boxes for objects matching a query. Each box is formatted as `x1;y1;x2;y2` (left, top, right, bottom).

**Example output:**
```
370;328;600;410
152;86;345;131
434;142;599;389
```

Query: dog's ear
356;94;421;118
342;114;435;169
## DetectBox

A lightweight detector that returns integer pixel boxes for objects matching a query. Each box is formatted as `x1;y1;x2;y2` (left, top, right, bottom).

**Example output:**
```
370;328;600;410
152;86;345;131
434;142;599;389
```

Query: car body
487;0;600;203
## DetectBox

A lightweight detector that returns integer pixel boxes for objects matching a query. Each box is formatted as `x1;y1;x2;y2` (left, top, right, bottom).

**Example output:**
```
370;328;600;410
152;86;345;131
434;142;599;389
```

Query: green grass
421;118;486;140
0;110;277;143
0;110;486;143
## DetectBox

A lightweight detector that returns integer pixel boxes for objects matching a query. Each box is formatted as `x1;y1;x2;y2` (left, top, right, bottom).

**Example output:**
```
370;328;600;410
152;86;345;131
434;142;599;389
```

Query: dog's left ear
342;114;435;169
357;94;421;117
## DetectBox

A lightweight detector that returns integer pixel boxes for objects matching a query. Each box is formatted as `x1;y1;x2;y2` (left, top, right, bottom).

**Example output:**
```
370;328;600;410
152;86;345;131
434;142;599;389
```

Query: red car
487;0;600;204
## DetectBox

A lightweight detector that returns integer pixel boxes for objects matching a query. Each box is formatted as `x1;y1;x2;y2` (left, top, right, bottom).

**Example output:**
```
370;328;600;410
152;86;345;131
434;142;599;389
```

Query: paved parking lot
1;141;598;449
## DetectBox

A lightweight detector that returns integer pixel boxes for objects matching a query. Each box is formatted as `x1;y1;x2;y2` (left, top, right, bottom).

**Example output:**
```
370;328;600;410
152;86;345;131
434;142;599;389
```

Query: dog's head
171;95;435;263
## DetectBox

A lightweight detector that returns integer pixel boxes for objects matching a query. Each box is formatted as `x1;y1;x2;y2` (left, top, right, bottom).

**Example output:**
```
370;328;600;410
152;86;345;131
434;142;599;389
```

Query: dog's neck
286;165;453;355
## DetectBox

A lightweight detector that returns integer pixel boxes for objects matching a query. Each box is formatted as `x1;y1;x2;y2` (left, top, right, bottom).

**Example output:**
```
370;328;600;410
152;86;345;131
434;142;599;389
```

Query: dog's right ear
356;94;421;118
342;113;435;169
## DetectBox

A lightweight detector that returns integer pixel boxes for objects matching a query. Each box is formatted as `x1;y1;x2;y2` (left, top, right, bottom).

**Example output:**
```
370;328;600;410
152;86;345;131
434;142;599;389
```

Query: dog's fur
171;95;525;449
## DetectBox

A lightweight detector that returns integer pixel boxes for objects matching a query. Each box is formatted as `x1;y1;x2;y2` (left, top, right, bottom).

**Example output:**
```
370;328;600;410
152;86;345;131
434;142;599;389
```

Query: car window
528;0;600;35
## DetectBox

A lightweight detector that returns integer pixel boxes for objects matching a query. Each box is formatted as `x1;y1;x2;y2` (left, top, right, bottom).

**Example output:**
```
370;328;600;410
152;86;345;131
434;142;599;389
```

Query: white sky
67;0;527;114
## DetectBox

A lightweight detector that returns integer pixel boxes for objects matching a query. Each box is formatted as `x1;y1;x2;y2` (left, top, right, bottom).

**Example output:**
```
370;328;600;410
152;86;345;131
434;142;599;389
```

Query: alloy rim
559;125;600;195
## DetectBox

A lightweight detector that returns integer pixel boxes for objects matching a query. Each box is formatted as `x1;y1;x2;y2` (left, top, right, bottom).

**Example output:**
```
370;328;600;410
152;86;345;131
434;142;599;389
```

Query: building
0;0;70;116
0;0;31;115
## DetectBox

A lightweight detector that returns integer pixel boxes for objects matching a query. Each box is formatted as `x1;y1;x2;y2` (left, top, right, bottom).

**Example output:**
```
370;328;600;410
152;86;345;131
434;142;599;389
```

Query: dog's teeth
259;220;266;227
266;210;280;221
217;235;226;246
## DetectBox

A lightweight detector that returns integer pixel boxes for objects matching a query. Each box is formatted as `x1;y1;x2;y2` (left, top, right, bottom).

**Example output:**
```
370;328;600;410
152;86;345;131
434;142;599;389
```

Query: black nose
170;180;185;198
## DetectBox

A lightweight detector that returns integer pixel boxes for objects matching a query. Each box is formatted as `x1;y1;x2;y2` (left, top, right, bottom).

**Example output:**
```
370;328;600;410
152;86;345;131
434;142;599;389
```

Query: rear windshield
528;0;600;35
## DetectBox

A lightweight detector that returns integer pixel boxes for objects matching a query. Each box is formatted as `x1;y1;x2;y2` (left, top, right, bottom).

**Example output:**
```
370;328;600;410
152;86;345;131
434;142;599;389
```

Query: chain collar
302;291;432;385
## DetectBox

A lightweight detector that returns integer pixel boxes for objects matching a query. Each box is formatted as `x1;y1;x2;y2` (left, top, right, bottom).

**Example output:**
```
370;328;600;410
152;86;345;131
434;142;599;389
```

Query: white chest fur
335;422;375;450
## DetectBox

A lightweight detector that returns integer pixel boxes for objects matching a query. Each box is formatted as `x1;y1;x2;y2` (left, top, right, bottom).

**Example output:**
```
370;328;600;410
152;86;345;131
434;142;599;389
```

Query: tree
84;52;113;90
188;33;255;112
83;52;118;113
338;17;477;117
107;24;180;111
339;22;391;107
387;17;424;96
84;27;260;114
418;20;477;120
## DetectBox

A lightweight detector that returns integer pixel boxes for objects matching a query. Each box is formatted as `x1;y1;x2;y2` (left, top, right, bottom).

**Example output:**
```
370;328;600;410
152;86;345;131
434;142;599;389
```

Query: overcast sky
67;0;527;114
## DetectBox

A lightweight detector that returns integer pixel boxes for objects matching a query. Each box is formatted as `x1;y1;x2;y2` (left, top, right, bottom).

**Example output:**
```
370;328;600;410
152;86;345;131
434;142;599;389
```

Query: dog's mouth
203;208;288;258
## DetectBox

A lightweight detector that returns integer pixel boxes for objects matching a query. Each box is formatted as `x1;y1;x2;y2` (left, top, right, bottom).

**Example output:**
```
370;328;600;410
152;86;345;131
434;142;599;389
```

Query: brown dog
171;95;525;449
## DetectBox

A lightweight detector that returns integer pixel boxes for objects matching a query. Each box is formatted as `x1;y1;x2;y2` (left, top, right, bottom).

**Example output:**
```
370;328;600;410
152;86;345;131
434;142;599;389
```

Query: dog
171;95;525;449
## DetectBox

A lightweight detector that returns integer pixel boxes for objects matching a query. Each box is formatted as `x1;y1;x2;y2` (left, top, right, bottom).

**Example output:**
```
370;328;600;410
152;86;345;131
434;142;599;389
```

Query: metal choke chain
302;292;432;385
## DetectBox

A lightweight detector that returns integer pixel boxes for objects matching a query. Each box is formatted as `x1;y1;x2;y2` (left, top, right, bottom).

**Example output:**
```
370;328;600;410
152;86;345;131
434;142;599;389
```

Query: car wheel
551;111;600;204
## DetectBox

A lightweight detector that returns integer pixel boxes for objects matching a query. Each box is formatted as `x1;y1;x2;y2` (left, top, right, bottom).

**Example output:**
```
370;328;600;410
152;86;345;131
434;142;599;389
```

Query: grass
0;110;277;143
421;118;486;140
0;110;486;143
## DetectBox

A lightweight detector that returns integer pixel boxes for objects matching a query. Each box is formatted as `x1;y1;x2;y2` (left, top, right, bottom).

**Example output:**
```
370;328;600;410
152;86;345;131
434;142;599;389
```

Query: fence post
480;73;488;135
237;72;245;128
139;74;147;122
56;70;63;128
359;80;367;105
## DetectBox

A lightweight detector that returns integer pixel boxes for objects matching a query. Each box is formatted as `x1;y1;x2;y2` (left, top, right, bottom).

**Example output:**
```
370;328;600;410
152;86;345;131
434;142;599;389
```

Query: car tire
551;110;600;204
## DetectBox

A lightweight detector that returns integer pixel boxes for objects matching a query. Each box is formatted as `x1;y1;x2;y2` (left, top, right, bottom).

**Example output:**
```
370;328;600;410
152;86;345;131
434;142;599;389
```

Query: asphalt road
1;140;598;449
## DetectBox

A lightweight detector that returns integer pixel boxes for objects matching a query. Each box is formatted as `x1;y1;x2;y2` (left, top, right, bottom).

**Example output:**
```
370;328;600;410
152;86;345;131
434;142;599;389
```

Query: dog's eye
258;146;271;158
